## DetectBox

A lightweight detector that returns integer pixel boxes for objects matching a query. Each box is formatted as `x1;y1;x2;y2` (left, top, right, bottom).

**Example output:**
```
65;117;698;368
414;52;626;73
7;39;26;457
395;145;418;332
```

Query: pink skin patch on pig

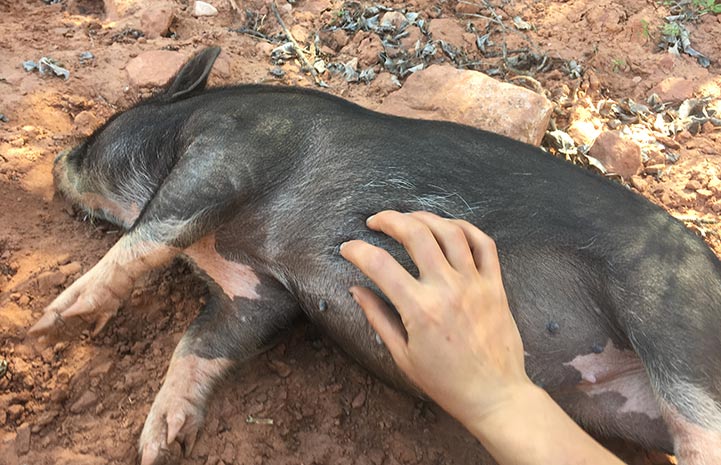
564;340;662;420
659;399;721;465
184;234;260;300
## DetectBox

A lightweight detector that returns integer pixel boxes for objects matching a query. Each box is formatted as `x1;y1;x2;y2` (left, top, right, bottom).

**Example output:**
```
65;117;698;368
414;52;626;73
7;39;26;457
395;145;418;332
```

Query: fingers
408;211;477;273
350;286;408;361
340;239;420;311
366;210;451;278
451;219;501;275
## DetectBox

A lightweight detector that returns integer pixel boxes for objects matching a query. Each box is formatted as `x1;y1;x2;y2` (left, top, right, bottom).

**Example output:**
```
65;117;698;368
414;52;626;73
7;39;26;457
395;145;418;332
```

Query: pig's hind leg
619;278;721;462
138;276;299;465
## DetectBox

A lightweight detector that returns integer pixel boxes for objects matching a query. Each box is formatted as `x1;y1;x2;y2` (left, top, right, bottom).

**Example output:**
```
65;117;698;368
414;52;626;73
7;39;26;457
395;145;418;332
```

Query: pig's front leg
31;136;257;337
139;275;299;465
29;232;177;336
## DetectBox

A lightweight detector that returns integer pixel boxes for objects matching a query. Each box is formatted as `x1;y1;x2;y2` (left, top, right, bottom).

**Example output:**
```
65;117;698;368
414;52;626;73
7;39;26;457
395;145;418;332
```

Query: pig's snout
52;147;83;208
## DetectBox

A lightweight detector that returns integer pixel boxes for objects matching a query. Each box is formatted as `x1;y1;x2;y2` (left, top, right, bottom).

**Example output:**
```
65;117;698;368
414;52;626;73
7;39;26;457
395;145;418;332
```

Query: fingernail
349;289;359;303
366;214;376;225
339;241;348;251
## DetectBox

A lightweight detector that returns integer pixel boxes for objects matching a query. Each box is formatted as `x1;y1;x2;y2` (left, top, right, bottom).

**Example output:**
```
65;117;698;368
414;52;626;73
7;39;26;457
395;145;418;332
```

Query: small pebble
193;0;218;16
70;391;98;414
268;360;292;378
351;390;366;408
8;404;23;421
59;261;82;277
15;423;31;455
35;270;66;293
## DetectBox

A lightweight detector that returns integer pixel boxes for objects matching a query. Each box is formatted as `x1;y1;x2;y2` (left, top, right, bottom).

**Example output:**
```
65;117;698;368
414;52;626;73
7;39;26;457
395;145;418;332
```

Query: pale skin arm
340;210;625;465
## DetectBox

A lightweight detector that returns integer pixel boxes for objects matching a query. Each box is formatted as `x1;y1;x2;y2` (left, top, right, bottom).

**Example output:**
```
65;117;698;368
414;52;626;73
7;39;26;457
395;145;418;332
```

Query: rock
357;35;383;68
289;24;309;45
36;270;66;293
268;360;292;378
588;131;642;178
656;134;680;150
455;1;480;14
303;0;332;15
73;111;99;136
370;72;401;97
399;26;423;51
428;18;467;46
707;177;721;195
319;28;348;52
380;11;407;30
651;77;695;104
379;65;553;146
90;360;114;377
351;390;366;408
685;179;702;191
126;50;186;87
567;120;600;146
193;1;218;17
630;175;648;192
70;391;98;414
255;41;275;57
140;3;175;39
15;423;30;455
8;404;24;421
59;261;82;277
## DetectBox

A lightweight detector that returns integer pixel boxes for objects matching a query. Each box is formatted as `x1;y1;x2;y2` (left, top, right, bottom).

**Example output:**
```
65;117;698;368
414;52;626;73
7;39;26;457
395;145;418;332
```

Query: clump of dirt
1;0;719;464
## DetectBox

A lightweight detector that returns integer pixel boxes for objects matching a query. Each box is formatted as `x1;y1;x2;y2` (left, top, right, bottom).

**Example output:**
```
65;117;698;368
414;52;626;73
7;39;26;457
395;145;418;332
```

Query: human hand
340;210;532;426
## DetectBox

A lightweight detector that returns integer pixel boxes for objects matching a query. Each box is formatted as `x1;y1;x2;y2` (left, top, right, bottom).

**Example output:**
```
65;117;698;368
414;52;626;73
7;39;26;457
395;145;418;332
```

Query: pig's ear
164;46;221;101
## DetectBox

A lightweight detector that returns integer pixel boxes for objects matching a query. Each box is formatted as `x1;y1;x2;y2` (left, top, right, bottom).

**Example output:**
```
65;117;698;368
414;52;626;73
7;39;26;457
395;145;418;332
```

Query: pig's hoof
28;266;131;337
139;388;204;465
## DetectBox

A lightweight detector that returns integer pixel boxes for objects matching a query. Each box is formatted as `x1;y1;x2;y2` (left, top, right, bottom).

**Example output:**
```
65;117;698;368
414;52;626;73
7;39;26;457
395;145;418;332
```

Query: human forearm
462;384;625;465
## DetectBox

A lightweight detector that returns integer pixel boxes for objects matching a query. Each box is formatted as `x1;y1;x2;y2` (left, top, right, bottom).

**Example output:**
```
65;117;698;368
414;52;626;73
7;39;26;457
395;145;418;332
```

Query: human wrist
459;382;625;465
458;381;547;440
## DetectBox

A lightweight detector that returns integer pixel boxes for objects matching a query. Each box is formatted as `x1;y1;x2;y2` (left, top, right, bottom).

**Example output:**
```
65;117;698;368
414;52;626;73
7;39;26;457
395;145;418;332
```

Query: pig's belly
182;234;671;449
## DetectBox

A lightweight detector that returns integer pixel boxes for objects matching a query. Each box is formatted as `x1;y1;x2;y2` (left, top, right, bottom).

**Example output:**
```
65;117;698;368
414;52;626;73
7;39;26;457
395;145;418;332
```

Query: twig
233;27;277;43
228;0;239;12
471;0;545;76
270;0;324;87
508;75;544;94
674;214;718;225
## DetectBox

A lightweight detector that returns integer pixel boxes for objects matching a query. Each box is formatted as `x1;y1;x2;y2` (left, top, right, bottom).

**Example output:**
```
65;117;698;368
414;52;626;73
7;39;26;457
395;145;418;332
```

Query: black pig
30;47;721;464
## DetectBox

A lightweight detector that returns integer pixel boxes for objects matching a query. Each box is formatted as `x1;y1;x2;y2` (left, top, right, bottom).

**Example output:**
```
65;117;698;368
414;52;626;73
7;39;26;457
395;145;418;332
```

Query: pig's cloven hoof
139;363;208;465
29;261;132;337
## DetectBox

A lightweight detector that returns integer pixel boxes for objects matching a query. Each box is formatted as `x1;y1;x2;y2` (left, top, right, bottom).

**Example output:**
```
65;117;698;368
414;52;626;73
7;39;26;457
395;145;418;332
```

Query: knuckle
447;224;467;243
405;221;430;240
364;247;392;273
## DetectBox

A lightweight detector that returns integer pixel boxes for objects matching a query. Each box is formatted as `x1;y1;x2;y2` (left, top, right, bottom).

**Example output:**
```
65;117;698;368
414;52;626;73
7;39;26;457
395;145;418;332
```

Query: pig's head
53;47;222;229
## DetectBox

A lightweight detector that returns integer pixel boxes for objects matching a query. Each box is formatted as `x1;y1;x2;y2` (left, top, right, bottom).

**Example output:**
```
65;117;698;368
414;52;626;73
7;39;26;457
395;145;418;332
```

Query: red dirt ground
1;0;720;464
